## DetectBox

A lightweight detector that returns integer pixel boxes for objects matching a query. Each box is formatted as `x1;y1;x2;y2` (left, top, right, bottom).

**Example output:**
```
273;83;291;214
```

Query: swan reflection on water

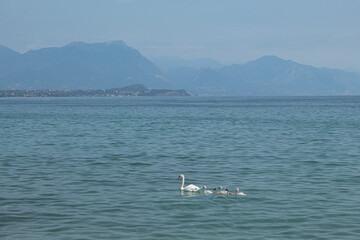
180;190;201;198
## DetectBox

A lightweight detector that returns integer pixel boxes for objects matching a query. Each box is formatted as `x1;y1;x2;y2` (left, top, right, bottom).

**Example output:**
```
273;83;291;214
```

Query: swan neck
181;175;185;189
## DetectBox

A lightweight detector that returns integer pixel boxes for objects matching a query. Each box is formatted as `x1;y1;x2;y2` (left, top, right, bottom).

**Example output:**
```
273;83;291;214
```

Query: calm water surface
1;96;360;239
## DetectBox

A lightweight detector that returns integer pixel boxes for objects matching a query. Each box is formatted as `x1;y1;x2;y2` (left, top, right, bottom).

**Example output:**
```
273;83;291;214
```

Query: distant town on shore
0;84;190;98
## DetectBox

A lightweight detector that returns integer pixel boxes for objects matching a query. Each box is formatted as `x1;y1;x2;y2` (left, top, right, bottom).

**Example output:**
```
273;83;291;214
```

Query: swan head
177;174;184;179
236;188;239;192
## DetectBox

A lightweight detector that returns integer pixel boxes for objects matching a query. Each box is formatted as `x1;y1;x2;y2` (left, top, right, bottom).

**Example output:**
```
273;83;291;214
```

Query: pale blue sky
1;0;359;70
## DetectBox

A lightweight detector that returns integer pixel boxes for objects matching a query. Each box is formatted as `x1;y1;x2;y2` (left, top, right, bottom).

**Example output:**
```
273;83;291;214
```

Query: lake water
1;96;360;239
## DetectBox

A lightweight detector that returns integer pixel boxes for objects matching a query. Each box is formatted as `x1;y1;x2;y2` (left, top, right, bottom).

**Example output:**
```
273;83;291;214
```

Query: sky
0;0;359;71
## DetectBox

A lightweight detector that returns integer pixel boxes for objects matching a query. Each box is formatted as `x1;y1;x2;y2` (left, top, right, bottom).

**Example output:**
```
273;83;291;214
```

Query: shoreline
0;86;190;98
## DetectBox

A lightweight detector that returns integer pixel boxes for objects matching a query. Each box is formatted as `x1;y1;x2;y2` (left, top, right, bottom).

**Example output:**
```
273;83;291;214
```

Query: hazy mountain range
168;56;360;96
0;41;169;90
1;41;360;95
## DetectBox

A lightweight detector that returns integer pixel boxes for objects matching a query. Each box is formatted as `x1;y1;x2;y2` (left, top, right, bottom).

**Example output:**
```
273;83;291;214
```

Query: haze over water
1;96;360;239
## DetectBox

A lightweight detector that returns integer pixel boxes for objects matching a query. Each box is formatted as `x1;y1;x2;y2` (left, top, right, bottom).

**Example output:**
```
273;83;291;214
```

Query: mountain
167;56;360;95
0;41;170;90
0;45;21;78
1;42;360;95
151;56;223;72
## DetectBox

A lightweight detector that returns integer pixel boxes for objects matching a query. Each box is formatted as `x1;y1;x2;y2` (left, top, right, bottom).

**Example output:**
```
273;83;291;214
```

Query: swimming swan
178;174;201;192
225;188;234;195
215;186;228;195
203;185;213;194
235;188;246;196
217;186;227;194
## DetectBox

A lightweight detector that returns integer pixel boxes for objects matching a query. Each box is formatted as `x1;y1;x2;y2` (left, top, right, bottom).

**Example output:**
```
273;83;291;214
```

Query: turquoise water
1;96;360;239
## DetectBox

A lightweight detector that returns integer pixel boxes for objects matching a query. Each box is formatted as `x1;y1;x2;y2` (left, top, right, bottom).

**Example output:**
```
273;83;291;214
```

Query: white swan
203;185;213;194
215;186;228;195
178;174;201;192
235;188;246;196
217;186;227;194
215;191;227;195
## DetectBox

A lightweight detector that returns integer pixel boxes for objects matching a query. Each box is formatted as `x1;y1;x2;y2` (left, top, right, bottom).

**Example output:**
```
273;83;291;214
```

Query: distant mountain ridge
0;41;171;90
166;56;360;95
1;41;360;95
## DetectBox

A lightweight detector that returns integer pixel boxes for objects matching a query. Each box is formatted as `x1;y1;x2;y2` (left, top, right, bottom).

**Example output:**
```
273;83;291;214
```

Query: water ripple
1;97;360;239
